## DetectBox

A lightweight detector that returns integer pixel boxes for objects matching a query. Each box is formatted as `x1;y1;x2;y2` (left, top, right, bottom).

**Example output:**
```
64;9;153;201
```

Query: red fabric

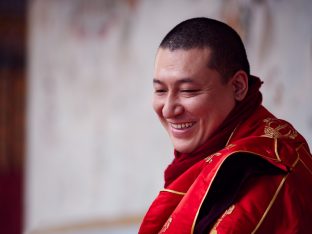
164;76;263;187
213;150;312;234
139;105;312;234
139;160;207;234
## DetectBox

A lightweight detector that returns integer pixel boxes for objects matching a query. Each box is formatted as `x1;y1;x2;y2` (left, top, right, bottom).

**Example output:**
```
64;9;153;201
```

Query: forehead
155;47;212;69
154;48;213;83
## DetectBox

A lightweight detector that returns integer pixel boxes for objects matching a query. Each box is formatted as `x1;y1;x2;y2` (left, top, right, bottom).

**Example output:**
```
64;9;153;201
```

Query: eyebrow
153;79;163;85
153;78;196;85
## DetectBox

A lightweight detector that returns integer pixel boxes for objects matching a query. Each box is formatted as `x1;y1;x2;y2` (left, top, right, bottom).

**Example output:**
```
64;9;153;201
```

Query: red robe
139;106;312;233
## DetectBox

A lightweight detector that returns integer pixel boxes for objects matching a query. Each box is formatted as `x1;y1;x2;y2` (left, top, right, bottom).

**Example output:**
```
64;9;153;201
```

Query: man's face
153;48;236;153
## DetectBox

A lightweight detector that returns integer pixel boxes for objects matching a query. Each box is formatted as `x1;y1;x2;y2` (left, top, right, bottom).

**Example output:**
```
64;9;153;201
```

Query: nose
162;95;184;118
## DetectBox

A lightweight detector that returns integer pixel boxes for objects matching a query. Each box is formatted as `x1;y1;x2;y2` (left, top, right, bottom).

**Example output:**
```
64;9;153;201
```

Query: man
139;18;312;233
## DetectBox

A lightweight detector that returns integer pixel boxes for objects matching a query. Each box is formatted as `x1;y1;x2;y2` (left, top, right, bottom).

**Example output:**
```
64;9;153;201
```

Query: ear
230;70;249;101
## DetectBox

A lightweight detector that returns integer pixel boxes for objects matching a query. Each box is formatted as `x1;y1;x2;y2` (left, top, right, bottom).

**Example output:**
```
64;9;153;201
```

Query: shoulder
204;140;312;234
211;163;312;234
195;135;312;233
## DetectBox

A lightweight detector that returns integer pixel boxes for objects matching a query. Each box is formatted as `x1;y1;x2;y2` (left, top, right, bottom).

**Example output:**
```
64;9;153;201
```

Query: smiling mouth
170;122;195;130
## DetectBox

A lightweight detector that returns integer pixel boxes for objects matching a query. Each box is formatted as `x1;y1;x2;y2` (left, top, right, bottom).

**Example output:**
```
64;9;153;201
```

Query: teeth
171;122;194;129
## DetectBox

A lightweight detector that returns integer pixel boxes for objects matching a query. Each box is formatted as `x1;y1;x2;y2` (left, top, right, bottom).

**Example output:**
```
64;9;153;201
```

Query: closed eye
181;89;200;93
154;89;167;93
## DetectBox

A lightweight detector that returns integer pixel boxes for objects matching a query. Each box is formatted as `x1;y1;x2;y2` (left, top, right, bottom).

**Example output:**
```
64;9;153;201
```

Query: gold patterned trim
225;144;236;150
301;145;312;160
190;155;236;234
159;216;172;233
210;205;235;233
251;174;288;234
262;118;298;139
274;137;281;162
205;152;222;163
251;142;304;233
191;146;286;234
161;189;186;196
295;143;305;152
291;157;300;169
225;123;241;146
298;144;312;164
295;144;312;176
205;146;281;166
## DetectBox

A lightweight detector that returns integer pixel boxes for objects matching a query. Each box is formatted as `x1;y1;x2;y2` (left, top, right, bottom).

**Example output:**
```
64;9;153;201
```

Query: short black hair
159;17;250;81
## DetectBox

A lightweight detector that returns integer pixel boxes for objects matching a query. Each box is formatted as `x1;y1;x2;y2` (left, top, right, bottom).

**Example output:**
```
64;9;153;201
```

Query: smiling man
139;18;312;234
153;48;241;154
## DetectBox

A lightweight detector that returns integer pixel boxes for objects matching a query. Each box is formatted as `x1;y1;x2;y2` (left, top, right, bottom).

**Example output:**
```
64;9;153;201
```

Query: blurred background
0;0;311;233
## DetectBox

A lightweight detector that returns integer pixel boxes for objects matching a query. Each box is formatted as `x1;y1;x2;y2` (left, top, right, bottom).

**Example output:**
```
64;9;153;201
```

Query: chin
173;143;195;154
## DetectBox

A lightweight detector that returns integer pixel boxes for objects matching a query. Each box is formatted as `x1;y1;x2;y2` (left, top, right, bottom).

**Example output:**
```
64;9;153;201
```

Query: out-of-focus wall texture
26;0;312;233
0;1;26;234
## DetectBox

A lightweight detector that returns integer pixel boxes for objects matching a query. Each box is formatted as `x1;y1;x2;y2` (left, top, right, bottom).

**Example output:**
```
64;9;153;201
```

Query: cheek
184;97;212;116
219;93;236;115
187;95;234;122
152;98;163;117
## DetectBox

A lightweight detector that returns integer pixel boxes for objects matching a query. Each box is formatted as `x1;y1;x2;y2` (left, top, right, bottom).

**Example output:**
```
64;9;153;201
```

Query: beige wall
26;0;312;233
